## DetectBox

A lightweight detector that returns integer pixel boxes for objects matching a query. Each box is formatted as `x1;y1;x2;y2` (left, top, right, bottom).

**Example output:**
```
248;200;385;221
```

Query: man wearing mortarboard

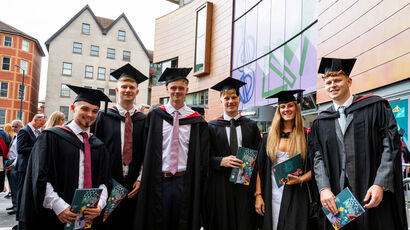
133;67;209;230
92;63;148;229
203;77;261;230
310;58;407;229
18;85;112;229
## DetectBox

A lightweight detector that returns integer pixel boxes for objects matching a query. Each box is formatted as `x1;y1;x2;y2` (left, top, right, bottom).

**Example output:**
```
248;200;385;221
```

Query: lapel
344;113;354;134
26;125;36;141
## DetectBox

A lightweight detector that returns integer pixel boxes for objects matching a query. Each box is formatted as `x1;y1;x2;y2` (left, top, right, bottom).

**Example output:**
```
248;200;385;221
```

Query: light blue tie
338;106;347;134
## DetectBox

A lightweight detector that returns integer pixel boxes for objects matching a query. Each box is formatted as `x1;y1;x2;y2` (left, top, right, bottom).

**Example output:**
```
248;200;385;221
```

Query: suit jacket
16;125;37;172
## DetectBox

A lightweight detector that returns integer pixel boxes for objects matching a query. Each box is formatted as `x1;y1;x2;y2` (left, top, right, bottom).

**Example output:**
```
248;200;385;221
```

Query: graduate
18;85;112;230
133;67;209;230
204;77;261;230
310;58;407;229
255;90;315;230
92;63;148;229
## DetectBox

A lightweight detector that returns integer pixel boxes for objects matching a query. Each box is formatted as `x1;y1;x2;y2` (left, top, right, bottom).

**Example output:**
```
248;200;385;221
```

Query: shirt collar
223;113;240;121
333;95;354;111
28;123;37;134
67;120;90;137
116;104;136;117
165;103;194;118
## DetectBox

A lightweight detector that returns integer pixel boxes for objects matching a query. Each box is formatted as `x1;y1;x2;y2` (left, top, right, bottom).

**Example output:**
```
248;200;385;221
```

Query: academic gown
257;135;312;230
18;126;111;230
133;106;209;230
93;107;145;229
309;95;407;230
204;116;261;230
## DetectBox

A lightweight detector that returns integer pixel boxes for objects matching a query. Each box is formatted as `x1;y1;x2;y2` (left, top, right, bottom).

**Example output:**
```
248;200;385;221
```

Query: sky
0;0;178;100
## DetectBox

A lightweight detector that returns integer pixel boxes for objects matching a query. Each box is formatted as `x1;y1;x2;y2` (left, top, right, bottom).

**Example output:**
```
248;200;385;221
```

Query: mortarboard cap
187;104;207;116
110;63;148;84
158;67;192;85
67;85;111;113
318;57;356;76
211;77;246;96
265;89;305;104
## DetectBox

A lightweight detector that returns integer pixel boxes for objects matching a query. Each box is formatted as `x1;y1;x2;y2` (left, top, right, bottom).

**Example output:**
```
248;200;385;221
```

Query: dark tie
230;119;238;155
80;132;92;188
123;112;133;165
169;111;180;174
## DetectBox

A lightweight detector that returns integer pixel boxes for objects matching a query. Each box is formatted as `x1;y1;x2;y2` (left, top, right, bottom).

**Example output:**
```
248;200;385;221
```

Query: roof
0;20;45;56
44;5;151;62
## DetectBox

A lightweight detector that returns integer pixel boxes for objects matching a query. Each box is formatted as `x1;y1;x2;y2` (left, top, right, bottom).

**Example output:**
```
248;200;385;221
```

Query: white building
44;5;151;120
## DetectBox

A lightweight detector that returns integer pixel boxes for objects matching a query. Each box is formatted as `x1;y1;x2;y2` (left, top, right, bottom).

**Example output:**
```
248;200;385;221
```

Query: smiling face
166;79;189;105
116;78;139;103
279;101;297;121
323;74;352;104
71;101;99;130
220;89;240;116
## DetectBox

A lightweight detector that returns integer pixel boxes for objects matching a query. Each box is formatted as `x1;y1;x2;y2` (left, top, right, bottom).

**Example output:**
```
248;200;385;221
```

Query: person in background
45;111;65;129
4;123;14;138
137;104;151;114
0;126;11;198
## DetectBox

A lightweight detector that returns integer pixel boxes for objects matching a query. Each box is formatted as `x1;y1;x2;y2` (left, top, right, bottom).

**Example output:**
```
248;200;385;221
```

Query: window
85;65;93;78
16;111;24;120
1;57;10;70
109;89;116;96
20;60;28;74
0;109;6;125
18;84;25;100
123;51;131;61
60;84;70;97
194;2;212;75
107;48;115;59
185;90;208;105
22;40;29;52
97;67;106;80
160;97;169;105
109;69;116;81
3;36;12;47
62;62;72;75
60;106;69;120
0;82;8;97
152;58;178;86
96;88;104;93
118;30;126;41
73;42;82;54
90;45;99;56
82;23;90;34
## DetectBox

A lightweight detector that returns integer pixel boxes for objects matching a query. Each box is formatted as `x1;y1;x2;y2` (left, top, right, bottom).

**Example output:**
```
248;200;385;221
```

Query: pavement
0;192;17;230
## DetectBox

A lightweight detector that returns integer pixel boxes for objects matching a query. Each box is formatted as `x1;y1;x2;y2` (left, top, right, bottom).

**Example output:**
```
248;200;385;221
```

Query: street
0;191;17;230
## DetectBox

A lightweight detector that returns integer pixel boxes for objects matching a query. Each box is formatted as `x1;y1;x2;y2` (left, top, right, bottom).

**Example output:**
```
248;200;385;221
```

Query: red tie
81;132;92;188
123;112;132;165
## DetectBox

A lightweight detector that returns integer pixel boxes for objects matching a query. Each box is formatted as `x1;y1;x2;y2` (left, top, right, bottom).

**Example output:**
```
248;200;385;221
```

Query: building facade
0;20;45;126
44;5;151;120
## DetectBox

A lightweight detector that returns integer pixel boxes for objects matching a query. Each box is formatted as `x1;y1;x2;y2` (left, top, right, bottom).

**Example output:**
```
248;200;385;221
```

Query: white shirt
43;121;108;215
333;95;354;129
27;123;38;137
223;113;242;148
162;103;193;173
116;104;137;177
8;136;18;166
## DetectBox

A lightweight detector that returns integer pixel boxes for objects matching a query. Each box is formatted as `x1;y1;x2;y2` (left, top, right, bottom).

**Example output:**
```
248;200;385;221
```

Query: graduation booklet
322;187;365;230
272;153;303;187
64;188;103;230
102;179;129;222
229;147;258;186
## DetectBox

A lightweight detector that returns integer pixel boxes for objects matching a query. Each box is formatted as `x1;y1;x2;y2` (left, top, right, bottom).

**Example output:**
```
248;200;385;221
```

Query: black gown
19;125;111;230
133;106;209;230
309;95;407;230
257;134;314;230
93;107;145;229
204;116;261;230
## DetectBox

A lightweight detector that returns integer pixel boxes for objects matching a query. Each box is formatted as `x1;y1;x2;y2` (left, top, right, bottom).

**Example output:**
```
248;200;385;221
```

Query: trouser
16;171;26;220
162;175;184;230
7;168;18;211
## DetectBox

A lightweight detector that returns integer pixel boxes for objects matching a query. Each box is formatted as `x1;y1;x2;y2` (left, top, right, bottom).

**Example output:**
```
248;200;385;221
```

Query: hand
57;207;78;224
320;188;338;215
5;164;14;171
255;195;265;216
84;205;102;220
128;180;140;198
220;155;243;168
363;185;384;209
286;174;303;185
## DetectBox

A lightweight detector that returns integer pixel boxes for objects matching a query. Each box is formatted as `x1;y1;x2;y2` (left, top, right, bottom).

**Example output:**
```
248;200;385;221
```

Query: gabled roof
0;20;45;56
44;5;152;62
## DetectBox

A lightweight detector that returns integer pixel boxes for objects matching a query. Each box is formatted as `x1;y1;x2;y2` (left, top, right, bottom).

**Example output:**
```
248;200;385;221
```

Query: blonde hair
266;102;306;163
220;89;238;97
46;111;65;129
4;123;14;138
322;70;348;80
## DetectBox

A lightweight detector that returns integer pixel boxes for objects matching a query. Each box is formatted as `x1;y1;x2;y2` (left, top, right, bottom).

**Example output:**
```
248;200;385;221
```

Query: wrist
254;192;262;197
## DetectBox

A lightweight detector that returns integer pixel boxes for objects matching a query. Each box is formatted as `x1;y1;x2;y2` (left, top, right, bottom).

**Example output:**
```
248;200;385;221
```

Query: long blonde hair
46;111;65;129
4;123;14;138
266;102;306;163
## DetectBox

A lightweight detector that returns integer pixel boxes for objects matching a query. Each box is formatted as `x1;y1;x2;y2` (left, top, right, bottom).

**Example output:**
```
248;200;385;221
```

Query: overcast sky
0;0;178;100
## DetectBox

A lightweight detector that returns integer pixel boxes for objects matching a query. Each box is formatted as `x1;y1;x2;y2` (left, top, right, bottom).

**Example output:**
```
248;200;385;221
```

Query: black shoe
6;206;15;210
5;193;12;198
7;210;16;215
12;225;18;230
